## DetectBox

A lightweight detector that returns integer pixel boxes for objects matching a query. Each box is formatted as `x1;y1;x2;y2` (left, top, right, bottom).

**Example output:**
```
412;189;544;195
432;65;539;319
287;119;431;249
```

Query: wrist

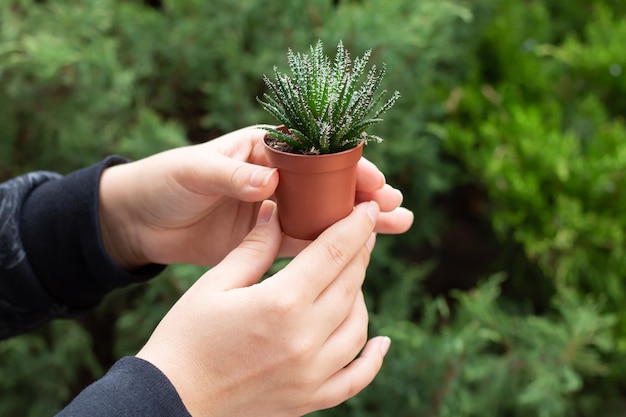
99;164;150;270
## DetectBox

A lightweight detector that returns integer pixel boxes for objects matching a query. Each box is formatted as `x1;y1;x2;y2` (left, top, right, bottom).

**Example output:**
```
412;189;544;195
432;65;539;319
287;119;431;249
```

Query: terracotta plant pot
263;134;363;240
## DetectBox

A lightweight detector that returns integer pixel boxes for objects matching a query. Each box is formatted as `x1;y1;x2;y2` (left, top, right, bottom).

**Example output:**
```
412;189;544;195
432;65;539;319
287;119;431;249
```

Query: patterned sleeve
0;158;165;340
0;172;62;270
0;172;65;338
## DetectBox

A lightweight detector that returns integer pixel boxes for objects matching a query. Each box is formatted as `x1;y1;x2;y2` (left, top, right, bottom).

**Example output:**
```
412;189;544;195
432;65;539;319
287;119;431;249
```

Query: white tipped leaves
257;40;399;154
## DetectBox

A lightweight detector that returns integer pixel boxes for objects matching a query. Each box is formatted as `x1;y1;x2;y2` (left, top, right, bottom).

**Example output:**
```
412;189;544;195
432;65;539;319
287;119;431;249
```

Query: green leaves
257;40;400;154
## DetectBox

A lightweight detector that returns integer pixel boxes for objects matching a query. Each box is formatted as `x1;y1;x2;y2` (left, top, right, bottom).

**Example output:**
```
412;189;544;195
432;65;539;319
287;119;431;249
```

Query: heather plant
257;40;400;154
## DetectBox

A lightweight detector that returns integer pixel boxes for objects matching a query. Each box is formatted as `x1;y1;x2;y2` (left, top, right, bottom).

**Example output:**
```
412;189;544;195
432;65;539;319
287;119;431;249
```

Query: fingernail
256;201;276;225
367;201;379;224
366;233;377;253
250;167;277;188
379;336;391;356
394;188;404;205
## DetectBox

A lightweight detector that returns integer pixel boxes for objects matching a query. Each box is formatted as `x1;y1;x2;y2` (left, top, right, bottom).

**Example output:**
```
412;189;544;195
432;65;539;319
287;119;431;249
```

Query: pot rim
263;138;364;173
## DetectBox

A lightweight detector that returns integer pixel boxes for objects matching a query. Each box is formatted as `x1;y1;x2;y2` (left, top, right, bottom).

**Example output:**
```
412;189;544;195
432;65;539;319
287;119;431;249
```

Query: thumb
201;153;278;202
208;200;282;290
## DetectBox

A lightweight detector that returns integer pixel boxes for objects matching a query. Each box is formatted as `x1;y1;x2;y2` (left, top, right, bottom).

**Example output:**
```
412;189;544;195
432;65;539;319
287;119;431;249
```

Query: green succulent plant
257;40;400;155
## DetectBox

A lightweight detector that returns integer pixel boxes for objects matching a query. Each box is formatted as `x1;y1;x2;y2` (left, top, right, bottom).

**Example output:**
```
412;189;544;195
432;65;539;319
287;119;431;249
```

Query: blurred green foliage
2;0;626;416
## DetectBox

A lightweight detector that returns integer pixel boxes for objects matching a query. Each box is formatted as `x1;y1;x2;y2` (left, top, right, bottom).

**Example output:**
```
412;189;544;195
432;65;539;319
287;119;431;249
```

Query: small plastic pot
263;133;363;240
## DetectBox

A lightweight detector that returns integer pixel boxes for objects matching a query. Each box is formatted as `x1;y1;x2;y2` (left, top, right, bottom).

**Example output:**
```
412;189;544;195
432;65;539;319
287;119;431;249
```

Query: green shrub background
2;0;626;415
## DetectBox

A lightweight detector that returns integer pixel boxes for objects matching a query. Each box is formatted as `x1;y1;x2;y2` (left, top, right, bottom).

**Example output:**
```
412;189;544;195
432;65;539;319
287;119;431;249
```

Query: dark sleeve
0;156;165;339
56;356;192;417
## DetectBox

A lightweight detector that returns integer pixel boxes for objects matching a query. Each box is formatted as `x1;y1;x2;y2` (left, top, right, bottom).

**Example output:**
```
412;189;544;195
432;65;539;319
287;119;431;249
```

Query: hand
99;126;414;269
136;200;390;417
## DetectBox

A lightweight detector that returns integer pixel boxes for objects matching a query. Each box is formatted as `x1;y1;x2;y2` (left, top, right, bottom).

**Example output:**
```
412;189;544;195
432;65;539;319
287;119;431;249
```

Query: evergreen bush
3;0;626;416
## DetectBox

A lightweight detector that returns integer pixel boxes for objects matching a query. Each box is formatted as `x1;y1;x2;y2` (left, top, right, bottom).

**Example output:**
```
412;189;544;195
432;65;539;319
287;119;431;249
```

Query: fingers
173;150;278;203
355;157;414;234
207;200;282;290
317;291;370;374
356;158;386;192
208;154;278;202
311;243;371;336
356;185;414;234
272;201;380;301
207;126;271;166
311;335;391;411
356;183;403;212
375;207;415;234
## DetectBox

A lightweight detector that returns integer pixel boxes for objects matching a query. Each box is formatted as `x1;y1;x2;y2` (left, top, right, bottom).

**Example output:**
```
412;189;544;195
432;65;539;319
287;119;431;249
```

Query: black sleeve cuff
20;156;165;310
56;356;191;417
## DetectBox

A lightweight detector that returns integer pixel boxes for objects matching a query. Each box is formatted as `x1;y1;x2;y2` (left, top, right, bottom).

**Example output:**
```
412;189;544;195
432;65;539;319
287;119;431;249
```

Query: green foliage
436;1;626;414
549;3;626;116
0;0;189;176
313;271;617;417
4;0;626;416
258;40;400;154
445;96;626;306
441;0;626;338
0;321;101;417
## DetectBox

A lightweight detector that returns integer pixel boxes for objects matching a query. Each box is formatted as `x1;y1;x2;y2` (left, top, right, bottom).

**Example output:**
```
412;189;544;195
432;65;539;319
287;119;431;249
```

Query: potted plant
257;40;400;239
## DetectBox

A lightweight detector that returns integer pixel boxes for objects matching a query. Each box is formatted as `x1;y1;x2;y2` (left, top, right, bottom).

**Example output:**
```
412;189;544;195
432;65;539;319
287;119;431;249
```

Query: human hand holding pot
136;199;390;417
98;126;413;270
